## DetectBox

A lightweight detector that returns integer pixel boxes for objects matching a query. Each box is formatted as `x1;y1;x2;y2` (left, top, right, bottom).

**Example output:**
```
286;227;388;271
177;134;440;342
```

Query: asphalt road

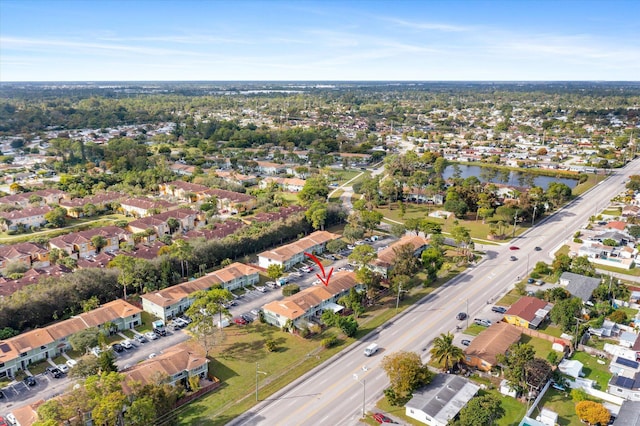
228;160;640;426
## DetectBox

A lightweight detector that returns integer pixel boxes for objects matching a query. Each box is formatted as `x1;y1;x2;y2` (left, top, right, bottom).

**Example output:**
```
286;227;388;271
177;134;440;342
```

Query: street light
353;374;366;418
256;362;267;401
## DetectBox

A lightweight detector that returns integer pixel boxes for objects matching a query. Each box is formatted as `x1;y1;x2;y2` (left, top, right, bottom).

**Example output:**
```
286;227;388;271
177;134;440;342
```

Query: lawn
495;290;521;307
538;323;563;338
570;351;612;390
572;173;603;196
463;324;487;336
328;189;344;202
593;263;640;276
138;311;159;333
537;388;581;425
520;335;553;360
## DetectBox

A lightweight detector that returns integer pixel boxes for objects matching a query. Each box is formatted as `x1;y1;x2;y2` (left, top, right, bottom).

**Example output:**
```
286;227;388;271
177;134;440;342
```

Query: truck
364;343;379;357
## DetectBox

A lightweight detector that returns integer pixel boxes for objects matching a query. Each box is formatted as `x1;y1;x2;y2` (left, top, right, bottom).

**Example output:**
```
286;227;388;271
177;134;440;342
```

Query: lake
443;164;577;190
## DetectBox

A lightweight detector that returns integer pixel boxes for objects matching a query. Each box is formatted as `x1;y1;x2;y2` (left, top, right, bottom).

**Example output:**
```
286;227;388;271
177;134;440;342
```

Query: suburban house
405;374;480;426
262;271;363;329
255;161;287;175
0;300;141;379
127;208;201;238
7;399;43;426
503;296;552;329
0;205;51;231
250;205;306;224
141;262;260;321
0;188;66;208
0;242;50;269
258;230;340;271
368;234;429;278
158;180;211;202
559;272;601;303
118;197;179;217
48;226;132;259
614;400;640;425
259;176;306;192
213;170;258;186
184;220;246;242
464;322;522;371
170;163;197;176
122;345;209;391
204;188;257;213
608;371;640;401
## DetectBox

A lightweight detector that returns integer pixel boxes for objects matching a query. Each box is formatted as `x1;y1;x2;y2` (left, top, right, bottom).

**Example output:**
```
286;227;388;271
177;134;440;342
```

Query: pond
443;164;578;190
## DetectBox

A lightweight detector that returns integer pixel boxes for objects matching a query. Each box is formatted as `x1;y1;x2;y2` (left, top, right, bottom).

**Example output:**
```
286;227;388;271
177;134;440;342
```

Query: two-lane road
229;161;640;426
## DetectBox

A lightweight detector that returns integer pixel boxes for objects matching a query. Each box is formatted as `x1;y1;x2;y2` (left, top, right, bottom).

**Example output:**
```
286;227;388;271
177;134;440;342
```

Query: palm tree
430;332;465;372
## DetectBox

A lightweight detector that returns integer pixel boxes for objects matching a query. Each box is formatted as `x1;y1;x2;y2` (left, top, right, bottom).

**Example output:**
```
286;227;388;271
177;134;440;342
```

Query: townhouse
158;180;211;202
258;230;340;271
141;262;260;321
0;300;142;379
48;225;132;259
213;170;257;187
127;208;201;238
262;271;363;329
0;265;71;298
58;191;122;217
0;242;50;269
0;206;52;231
118;197;179;218
204;188;257;213
0;189;66;208
368;234;429;278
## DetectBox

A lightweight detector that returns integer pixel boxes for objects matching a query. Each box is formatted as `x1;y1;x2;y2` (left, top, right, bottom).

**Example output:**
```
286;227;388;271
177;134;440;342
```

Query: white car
144;331;159;340
57;364;69;374
120;339;134;349
173;318;189;327
255;286;267;293
90;346;102;357
148;353;157;359
65;359;78;369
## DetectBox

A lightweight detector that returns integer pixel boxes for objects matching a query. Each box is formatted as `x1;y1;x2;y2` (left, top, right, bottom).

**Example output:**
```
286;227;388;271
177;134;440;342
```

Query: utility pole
531;205;538;226
353;374;366;418
255;362;267;401
512;210;519;238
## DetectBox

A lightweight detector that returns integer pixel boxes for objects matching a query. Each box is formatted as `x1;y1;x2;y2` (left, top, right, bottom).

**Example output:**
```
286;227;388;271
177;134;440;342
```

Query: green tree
91;235;108;253
108;254;136;299
125;396;156;426
391;243;421;277
69;328;100;353
167;217;180;234
348;244;377;266
168;239;193;278
98;349;118;374
550;297;583;332
298;176;329;206
44;207;67;228
185;288;232;356
266;264;285;281
497;342;535;393
326;239;347;253
430;332;464;372
305;200;328;230
457;393;504;426
381;351;433;401
338;315;358;337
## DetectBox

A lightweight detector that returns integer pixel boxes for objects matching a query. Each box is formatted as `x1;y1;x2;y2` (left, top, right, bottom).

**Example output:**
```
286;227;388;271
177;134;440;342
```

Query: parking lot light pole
353;374;365;418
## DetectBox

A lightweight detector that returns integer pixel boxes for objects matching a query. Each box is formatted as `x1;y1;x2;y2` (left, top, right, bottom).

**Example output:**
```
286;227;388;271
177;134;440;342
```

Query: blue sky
1;0;639;81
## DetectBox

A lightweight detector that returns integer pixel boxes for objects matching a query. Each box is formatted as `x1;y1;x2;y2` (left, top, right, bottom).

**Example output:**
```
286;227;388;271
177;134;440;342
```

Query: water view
443;164;578;190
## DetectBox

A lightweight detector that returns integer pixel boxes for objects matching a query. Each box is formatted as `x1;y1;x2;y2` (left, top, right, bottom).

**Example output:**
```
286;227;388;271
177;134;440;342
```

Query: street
228;161;640;426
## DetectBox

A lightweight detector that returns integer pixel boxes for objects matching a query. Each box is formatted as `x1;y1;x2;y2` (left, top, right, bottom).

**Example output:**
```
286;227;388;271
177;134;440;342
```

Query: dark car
461;339;471;346
527;278;535;284
456;312;467;320
153;327;167;337
509;246;519;250
534;246;542;251
241;314;254;323
233;317;247;325
372;413;395;423
491;306;507;314
46;367;63;378
510;256;518;261
23;376;36;386
111;343;124;353
134;334;148;344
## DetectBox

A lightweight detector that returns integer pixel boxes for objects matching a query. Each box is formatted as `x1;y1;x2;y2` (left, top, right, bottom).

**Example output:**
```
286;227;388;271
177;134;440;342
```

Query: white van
364;343;379;357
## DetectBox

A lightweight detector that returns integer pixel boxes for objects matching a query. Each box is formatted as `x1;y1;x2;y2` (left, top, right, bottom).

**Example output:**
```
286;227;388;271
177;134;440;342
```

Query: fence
174;378;221;409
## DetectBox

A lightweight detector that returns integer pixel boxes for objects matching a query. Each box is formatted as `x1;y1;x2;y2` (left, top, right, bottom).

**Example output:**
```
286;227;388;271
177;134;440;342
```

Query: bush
546;351;559;365
573;238;583;243
609;309;628;324
321;336;338;348
265;339;277;352
300;327;310;338
530;272;541;279
282;284;300;297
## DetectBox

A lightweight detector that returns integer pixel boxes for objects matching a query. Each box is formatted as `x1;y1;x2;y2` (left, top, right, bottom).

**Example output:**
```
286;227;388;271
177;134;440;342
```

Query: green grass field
570;351;612;390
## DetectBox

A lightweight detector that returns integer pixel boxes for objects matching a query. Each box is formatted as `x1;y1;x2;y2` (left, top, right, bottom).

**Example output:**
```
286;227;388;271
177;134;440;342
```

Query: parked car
134;335;147;344
536;280;545;286
372;412;395;423
153;327;167;337
57;364;69;374
0;416;8;426
510;256;518;261
251;309;261;317
233;317;247;325
90;346;103;357
461;339;471;346
527;278;535;284
256;286;267;293
144;331;159;340
474;318;492;327
23;376;36;386
456;312;467;320
534;246;542;251
241;314;254;323
46;366;63;378
174;317;189;328
65;359;78;369
148;353;157;359
491;306;507;314
111;343;124;353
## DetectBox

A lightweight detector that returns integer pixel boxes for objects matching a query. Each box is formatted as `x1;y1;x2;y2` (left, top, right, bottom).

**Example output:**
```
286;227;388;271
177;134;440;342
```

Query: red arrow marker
305;252;333;287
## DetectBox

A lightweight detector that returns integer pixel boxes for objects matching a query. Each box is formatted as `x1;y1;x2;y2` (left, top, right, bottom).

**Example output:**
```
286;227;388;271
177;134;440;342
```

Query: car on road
372;413;395;423
534;246;542;251
66;359;78;369
46;366;63;378
509;255;518;261
134;335;147;344
456;312;467;320
144;331;159;340
233;317;247;325
461;339;471;346
23;376;36;386
148;353;157;359
491;306;507;314
509;246;519;250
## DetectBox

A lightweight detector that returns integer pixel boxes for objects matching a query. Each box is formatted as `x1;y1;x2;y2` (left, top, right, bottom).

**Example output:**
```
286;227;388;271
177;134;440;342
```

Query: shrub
573;238;583;243
300;327;310;338
546;351;559;365
609;309;628;324
321;336;338;348
282;284;300;296
265;339;277;352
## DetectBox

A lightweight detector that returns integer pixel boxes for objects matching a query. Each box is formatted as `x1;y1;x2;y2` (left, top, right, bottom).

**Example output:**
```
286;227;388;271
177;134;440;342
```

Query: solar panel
615;375;636;389
615;357;639;369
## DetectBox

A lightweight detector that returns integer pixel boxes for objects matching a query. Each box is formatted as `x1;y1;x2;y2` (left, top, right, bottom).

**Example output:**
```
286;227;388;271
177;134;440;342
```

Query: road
228;160;640;426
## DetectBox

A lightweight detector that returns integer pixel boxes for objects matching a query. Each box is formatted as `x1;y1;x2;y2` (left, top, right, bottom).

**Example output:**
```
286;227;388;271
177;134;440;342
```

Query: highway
228;159;640;426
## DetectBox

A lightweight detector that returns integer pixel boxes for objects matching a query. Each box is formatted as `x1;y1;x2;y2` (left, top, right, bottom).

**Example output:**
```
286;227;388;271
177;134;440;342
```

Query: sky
1;0;639;82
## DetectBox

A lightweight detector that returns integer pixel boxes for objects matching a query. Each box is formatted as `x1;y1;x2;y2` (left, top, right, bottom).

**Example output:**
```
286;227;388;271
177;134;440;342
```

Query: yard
495;289;522;307
520;335;553;360
570;351;612;390
537;388;582;425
